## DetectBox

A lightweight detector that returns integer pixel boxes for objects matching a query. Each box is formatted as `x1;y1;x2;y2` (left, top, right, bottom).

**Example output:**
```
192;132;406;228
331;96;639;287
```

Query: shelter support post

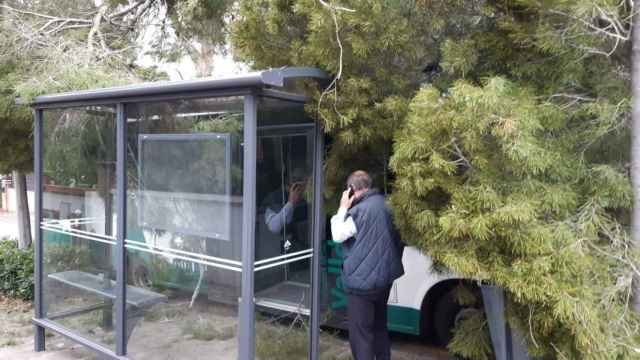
239;94;257;360
115;103;127;356
34;108;45;351
310;122;325;360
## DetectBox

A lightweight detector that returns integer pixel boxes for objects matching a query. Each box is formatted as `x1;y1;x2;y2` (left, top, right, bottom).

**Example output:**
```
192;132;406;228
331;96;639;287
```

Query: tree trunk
12;170;32;249
195;42;215;77
631;2;640;313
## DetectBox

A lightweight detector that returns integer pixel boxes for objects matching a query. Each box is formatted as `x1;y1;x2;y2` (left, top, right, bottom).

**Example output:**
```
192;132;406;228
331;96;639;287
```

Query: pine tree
232;0;483;196
231;1;640;359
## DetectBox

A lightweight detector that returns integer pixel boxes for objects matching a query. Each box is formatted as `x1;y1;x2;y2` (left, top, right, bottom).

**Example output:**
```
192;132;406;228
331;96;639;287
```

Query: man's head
347;170;372;198
288;167;309;205
290;167;308;186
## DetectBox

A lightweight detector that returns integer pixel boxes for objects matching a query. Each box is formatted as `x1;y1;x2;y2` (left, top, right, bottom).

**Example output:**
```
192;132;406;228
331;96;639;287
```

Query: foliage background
231;1;640;359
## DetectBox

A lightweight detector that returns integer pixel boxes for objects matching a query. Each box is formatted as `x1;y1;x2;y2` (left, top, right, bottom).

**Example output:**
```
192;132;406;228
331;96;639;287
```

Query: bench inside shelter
46;270;167;344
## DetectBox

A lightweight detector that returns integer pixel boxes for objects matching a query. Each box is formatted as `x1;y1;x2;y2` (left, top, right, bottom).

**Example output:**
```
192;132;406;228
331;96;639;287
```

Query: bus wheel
433;289;471;346
133;265;152;289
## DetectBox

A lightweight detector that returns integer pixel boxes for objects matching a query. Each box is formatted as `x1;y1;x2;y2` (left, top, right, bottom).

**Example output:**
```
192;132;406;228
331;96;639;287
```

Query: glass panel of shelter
254;97;315;359
40;105;118;349
123;96;245;359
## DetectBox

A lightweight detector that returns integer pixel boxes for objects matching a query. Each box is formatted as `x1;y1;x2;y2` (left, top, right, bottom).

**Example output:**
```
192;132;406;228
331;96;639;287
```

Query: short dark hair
347;170;372;191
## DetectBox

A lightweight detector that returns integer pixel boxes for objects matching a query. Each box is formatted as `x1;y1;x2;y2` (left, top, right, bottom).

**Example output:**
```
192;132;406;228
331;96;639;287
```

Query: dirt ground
0;296;96;359
0;296;450;360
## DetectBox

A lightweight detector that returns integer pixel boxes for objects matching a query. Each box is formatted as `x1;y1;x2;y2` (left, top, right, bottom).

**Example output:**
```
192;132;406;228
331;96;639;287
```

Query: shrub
0;240;34;300
43;244;90;273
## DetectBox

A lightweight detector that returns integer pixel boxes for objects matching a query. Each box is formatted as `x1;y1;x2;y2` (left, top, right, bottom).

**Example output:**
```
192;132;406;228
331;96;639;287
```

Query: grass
143;303;188;322
0;295;33;348
255;320;352;360
256;322;309;360
181;318;236;341
318;330;353;360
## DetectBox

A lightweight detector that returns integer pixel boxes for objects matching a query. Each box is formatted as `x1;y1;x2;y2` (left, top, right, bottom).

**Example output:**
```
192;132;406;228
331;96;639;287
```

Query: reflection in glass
41;106;118;349
124;97;244;359
254;98;315;360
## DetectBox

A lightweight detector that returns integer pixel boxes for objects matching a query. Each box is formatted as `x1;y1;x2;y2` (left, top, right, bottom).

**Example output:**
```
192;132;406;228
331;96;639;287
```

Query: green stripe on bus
387;305;421;336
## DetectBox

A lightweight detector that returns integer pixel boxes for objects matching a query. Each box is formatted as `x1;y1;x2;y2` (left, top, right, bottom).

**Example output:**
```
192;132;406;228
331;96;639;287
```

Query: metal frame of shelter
28;67;329;360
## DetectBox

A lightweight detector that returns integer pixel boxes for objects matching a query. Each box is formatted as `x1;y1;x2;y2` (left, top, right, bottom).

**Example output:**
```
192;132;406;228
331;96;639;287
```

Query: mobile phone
348;185;354;198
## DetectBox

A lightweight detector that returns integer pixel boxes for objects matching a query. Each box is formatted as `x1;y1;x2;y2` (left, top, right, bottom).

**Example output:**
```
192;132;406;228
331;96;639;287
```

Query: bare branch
529;305;540;349
108;0;147;19
548;93;596;102
548;8;630;42
46;23;92;36
317;0;355;13
128;0;155;28
451;138;473;171
317;0;355;125
34;18;60;34
0;4;92;24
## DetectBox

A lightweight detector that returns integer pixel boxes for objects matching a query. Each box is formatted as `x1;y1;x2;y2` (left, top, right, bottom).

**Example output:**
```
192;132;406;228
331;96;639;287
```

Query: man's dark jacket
342;189;405;294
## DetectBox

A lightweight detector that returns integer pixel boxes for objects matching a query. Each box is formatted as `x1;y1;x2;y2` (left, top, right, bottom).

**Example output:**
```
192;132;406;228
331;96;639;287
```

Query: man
260;168;310;282
264;168;308;231
330;170;405;360
262;167;310;253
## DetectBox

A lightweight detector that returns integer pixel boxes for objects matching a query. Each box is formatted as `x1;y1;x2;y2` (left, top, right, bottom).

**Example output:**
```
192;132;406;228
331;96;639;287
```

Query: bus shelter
28;68;330;359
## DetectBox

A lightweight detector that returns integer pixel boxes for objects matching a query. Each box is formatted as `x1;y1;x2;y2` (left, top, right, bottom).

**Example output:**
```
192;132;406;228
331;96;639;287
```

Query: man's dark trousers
347;285;392;360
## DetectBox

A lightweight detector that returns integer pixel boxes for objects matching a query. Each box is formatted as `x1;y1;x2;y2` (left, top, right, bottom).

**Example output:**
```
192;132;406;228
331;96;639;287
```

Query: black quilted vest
342;189;405;294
